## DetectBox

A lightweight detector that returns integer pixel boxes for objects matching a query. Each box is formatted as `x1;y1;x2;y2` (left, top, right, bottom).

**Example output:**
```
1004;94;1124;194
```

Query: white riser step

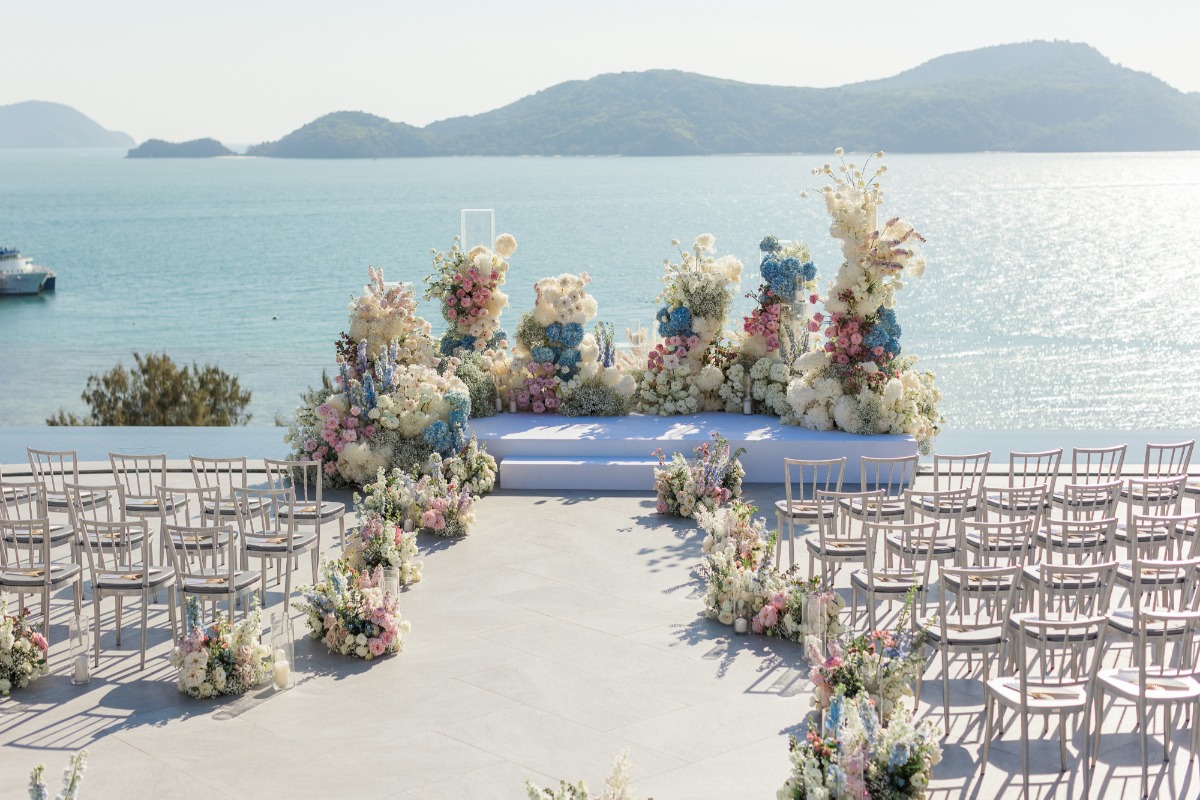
499;456;659;491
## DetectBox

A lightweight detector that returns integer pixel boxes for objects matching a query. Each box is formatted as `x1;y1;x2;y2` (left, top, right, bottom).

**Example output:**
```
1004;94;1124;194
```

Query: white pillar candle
495;396;503;412
273;650;291;689
73;654;90;684
743;397;753;415
509;399;517;414
734;618;749;635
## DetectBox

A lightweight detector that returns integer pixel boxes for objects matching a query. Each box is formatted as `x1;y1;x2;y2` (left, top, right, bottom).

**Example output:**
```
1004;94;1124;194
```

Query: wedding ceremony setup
4;148;1200;800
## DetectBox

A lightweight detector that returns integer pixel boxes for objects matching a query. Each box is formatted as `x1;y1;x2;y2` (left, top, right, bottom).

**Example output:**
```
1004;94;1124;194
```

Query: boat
0;248;57;295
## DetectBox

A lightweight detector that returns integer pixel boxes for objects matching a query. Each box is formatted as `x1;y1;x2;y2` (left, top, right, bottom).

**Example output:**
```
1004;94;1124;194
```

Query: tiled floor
2;482;1199;799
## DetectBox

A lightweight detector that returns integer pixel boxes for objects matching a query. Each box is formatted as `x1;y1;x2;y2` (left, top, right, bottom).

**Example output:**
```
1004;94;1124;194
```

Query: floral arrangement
786;150;942;452
753;572;847;645
808;590;928;720
346;511;422;586
28;751;87;800
287;264;480;486
653;432;745;518
295;559;411;659
356;458;478;538
169;597;271;698
526;751;642;800
720;356;803;419
346;266;437;369
0;597;48;696
637;235;743;414
741;235;818;359
696;503;773;625
511;274;634;414
778;692;941;800
560;322;634;417
423;234;516;355
443;434;497;495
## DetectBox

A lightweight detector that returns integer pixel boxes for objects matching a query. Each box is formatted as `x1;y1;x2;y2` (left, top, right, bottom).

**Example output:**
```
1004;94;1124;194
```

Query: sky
5;0;1198;145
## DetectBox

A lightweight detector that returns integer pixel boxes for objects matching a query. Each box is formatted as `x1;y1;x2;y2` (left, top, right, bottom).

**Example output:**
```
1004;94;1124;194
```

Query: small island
126;138;235;158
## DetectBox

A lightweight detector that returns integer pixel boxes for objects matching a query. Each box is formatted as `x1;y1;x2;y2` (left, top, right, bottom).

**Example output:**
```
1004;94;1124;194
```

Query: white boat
0;248;57;295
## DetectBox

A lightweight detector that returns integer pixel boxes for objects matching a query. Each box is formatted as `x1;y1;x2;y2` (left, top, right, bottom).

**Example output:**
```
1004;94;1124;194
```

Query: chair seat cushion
942;571;1015;593
912;497;979;516
773;499;833;519
0;562;81;587
125;494;187;514
95;566;175;590
850;568;920;592
1114;562;1187;586
169;530;233;550
838;497;905;519
925;624;1003;647
1106;609;1188;638
47;490;110;509
1098;668;1200;701
182;570;259;593
1019;565;1102;589
1007;612;1104;641
885;533;955;557
3;524;74;545
806;538;867;558
244;531;319;554
280;501;344;520
985;492;1047;512
83;530;146;550
964;531;1028;553
986;676;1088;709
202;498;267;516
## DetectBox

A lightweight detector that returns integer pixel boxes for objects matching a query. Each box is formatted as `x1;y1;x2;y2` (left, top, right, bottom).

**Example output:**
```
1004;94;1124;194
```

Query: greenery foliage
47;352;252;426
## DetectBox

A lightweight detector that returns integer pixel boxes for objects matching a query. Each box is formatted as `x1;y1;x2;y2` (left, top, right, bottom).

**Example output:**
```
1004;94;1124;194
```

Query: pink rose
350;405;361;416
656;500;668;513
368;638;386;657
31;632;48;651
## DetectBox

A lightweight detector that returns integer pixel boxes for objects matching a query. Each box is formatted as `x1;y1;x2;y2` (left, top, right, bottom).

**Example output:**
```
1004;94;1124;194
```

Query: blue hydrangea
488;329;509;348
801;260;817;282
759;234;781;254
657;305;693;338
558;348;581;368
761;255;805;297
448;408;468;429
530;346;556;363
875;306;902;339
445;390;471;414
560;322;584;348
545;322;564;343
864;326;891;351
423;420;454;454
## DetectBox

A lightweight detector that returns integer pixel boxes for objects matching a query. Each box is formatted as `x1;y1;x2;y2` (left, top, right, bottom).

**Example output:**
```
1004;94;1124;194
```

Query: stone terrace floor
2;480;1200;799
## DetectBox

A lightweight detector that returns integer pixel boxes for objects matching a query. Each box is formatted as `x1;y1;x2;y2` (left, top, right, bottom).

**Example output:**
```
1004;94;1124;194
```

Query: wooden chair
189;456;265;523
840;454;917;522
851;519;936;630
984;449;1061;519
806;489;883;585
233;486;318;607
0;514;83;640
773;457;844;568
263;457;345;551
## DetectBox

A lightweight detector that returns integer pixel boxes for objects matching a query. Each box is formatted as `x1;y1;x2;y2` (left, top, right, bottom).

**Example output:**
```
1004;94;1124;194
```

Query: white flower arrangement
347;267;436;368
345;511;423;586
526;750;644;800
0;596;49;696
28;751;87;800
786;149;942;452
295;559;411;660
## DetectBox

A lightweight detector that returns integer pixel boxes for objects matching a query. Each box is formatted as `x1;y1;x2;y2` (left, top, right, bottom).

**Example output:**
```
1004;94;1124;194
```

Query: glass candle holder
68;614;91;685
270;612;295;691
381;567;400;598
460;208;495;252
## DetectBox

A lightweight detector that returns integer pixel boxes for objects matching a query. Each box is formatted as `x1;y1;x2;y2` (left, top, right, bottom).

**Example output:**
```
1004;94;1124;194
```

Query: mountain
127;138;234;158
252;40;1200;156
0;100;134;148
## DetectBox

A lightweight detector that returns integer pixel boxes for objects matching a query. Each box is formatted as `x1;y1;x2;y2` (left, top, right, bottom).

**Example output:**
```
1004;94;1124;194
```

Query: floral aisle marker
637;235;743;415
295;559;411;660
526;750;644;800
0;596;48;696
511;273;635;415
170;597;272;699
778;692;941;800
694;500;845;643
424;234;518;416
787;149;943;452
28;751;87;800
653;432;745;518
345;507;423;586
356;456;480;539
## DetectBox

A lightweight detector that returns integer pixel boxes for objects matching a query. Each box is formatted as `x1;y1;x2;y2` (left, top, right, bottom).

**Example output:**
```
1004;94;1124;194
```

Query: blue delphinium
357;340;369;376
362;373;377;413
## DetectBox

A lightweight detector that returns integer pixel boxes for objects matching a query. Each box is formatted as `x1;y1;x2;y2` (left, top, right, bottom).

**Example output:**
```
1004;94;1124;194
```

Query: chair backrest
158;485;220;528
860;455;917;500
782;458;845;511
1052;480;1121;522
110;452;168;500
1126;557;1200;620
932;451;990;499
1123;475;1186;527
962;518;1036;568
1012;615;1108;690
190;456;250;494
1040;517;1118;565
1135;513;1200;562
813;489;885;568
904;487;974;531
1069;445;1126;484
1034;560;1118;619
1134;609;1200;683
864;519;941;589
70;509;154;589
263;458;324;506
936;563;1021;632
984;484;1049;528
62;482;119;523
1142;441;1194;480
0;479;47;521
0;516;62;593
27;448;81;496
159;487;235;583
232;486;297;547
1006;449;1062;493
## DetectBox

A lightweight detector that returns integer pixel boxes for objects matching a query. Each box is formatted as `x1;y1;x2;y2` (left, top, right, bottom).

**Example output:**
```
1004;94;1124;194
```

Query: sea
1;149;1198;432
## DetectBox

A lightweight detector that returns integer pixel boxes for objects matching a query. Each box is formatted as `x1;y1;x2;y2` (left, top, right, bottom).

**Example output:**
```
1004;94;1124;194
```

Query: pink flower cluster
313;402;377;474
752;590;789;634
516;362;560;413
445;265;500;330
645;334;700;373
742;293;783;351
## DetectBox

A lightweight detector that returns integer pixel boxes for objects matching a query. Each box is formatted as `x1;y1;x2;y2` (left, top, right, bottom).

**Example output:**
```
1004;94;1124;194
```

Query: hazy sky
6;0;1198;144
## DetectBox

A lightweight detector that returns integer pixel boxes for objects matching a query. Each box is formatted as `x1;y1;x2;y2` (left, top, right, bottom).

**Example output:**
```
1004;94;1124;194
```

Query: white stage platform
467;413;918;490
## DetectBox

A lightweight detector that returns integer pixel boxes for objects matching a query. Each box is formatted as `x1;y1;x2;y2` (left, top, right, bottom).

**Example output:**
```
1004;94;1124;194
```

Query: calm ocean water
1;149;1198;431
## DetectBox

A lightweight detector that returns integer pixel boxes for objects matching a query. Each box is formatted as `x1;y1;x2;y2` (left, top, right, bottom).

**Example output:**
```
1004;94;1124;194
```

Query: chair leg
1139;697;1149;800
139;591;148;671
1059;713;1068;771
1092;689;1104;766
114;595;123;647
92;596;102;668
982;695;994;770
73;580;82;617
787;519;795;567
940;645;951;736
42;588;51;638
168;586;179;643
311;548;319;583
1021;710;1030;797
